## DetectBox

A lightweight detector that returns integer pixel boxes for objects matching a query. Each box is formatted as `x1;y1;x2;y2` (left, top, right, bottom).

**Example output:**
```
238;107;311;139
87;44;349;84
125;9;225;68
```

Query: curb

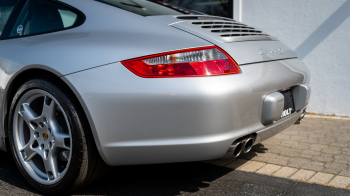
236;160;350;189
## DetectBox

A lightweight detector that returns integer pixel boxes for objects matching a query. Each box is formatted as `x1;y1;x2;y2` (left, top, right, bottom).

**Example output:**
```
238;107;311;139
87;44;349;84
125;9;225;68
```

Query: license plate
280;90;295;118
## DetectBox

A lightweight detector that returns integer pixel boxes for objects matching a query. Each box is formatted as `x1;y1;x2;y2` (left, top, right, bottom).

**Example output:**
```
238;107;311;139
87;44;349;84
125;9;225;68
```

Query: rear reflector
121;46;240;78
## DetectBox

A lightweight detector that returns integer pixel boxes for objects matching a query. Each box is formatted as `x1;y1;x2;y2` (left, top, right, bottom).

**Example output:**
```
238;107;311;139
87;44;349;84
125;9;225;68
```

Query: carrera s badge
259;48;283;55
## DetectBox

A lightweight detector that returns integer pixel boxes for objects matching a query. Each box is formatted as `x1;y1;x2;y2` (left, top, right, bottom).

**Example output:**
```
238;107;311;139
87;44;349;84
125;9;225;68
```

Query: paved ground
240;115;350;176
1;115;350;195
205;115;350;188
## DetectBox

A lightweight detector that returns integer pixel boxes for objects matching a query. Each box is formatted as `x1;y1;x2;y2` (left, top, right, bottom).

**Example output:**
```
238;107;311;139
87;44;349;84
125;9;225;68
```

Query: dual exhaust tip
228;137;255;158
295;109;307;124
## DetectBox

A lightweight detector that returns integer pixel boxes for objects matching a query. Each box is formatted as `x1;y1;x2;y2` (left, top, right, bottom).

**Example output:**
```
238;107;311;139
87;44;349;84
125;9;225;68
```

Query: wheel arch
2;66;105;163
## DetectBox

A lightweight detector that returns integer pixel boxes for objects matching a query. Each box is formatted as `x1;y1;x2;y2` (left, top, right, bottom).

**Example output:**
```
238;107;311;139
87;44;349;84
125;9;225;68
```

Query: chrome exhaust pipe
295;110;306;124
228;141;243;158
242;138;254;154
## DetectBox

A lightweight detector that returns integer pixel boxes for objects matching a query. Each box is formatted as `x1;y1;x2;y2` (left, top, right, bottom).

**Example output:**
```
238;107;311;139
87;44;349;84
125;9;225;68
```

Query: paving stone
261;140;281;146
318;141;331;145
272;167;298;178
300;139;319;144
273;134;290;140
249;156;270;163
322;147;341;155
290;136;306;141
280;140;299;147
338;126;350;130
255;152;280;159
300;161;325;172
293;143;311;150
279;149;302;157
341;148;350;153
329;143;349;148
323;168;344;175
275;146;295;152
318;138;335;144
325;162;348;170
337;137;350;142
310;144;329;151
237;161;266;172
290;169;316;181
332;135;349;141
256;164;282;175
339;170;350;178
333;158;348;164
334;155;350;161
287;158;312;168
299;153;314;159
312;155;334;163
301;150;321;156
263;155;290;166
309;172;334;184
284;130;299;135
328;176;350;188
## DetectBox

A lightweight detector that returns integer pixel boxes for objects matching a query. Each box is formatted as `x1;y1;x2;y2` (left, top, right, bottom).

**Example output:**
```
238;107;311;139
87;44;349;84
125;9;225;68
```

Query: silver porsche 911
0;0;311;194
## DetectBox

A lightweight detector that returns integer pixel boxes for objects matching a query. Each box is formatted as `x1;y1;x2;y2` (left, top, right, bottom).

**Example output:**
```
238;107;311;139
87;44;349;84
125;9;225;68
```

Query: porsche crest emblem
42;132;49;141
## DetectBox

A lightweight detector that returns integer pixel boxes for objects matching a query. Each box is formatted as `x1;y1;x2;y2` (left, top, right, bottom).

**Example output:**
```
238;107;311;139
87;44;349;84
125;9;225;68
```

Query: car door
0;0;83;151
0;0;21;151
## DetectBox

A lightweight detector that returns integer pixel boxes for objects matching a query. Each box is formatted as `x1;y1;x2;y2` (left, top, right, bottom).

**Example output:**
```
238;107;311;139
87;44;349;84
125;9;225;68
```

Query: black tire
8;77;109;194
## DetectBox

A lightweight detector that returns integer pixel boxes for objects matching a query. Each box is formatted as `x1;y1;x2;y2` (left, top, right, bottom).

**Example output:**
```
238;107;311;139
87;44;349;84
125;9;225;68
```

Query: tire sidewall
8;78;85;194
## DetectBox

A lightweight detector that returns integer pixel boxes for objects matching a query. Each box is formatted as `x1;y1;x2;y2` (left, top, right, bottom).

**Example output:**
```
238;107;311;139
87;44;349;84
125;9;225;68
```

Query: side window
0;0;20;36
4;0;83;38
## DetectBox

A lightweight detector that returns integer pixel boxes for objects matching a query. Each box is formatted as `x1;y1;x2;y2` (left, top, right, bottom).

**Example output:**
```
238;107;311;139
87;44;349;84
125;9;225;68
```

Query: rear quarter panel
0;0;211;150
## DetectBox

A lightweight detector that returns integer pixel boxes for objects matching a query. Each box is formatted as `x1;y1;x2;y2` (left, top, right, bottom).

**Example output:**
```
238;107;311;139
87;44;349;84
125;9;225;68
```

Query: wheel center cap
42;132;49;141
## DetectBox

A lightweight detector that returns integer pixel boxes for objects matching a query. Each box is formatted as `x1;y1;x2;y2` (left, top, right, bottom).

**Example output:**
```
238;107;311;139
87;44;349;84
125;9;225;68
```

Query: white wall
236;0;350;116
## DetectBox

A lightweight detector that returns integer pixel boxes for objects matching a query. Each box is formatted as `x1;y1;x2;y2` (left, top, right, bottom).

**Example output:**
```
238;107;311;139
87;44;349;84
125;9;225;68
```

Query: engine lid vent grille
171;15;275;42
191;21;269;37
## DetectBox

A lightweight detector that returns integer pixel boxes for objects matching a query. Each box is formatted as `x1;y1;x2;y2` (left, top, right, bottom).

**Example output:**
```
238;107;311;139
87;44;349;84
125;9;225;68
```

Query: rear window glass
3;0;84;39
0;0;19;36
95;0;203;16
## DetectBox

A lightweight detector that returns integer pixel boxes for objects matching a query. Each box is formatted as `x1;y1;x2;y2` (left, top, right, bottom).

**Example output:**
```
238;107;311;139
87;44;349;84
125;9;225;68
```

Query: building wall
236;0;350;116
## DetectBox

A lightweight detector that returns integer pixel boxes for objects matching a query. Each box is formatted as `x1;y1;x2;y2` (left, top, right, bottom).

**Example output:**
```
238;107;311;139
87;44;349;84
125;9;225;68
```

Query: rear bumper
64;58;310;166
255;106;306;145
102;108;306;165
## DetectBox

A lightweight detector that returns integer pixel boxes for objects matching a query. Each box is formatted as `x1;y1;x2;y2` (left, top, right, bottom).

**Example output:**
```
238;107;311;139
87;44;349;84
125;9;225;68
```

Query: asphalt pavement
1;149;350;196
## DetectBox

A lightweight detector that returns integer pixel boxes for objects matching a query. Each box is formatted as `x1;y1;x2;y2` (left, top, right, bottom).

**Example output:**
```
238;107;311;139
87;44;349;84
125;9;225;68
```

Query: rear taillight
121;46;240;78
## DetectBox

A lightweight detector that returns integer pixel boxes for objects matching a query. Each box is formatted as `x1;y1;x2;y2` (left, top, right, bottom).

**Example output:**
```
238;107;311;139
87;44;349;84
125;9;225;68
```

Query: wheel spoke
20;141;38;162
54;131;70;150
42;96;57;119
43;153;60;179
19;104;39;125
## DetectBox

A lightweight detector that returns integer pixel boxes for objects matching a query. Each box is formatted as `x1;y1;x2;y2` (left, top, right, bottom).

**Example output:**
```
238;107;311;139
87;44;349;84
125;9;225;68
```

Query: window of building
96;0;203;16
96;0;232;18
163;0;232;18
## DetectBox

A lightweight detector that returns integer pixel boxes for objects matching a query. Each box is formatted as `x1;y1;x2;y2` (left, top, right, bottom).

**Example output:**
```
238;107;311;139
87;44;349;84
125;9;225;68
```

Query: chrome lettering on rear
259;48;283;55
281;108;292;118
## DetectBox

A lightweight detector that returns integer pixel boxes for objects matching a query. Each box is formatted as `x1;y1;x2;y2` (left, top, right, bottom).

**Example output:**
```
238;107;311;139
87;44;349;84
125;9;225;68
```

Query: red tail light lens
121;46;240;78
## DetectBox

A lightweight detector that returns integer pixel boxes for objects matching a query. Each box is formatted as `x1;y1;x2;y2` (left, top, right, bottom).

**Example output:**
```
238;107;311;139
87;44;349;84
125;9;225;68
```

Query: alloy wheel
12;89;72;185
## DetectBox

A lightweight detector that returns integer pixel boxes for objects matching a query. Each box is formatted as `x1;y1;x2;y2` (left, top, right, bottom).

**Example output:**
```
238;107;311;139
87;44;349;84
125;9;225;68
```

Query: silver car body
0;0;310;165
